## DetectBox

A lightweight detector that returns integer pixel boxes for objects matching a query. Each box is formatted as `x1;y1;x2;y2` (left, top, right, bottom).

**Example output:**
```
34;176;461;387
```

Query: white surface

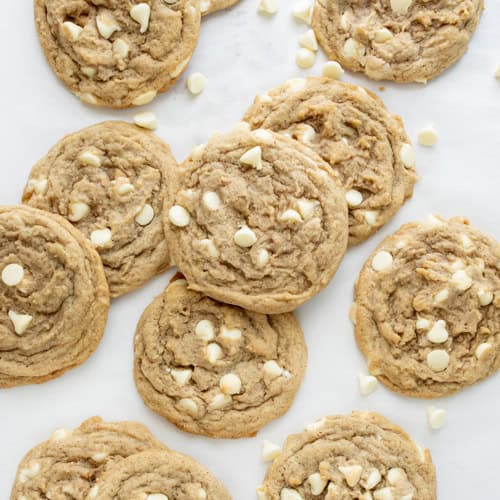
0;2;499;499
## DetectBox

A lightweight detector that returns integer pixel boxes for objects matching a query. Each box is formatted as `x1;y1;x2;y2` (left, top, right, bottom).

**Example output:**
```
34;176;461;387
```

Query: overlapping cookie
166;127;349;314
134;276;307;438
244;77;417;245
34;0;201;107
0;206;109;388
259;412;436;500
354;215;499;398
23;121;175;297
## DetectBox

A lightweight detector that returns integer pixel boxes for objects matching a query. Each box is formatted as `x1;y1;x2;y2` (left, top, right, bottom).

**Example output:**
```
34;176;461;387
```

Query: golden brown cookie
354;215;499;398
259;412;436;500
134;276;307;438
0;206;109;388
243;77;417;245
165;128;349;314
312;0;484;83
34;0;201;108
22;121;175;297
10;417;167;500
200;0;240;16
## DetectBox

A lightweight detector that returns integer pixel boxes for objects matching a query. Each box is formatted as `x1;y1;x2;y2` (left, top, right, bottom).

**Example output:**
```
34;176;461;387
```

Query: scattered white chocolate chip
280;489;303;500
475;342;493;360
305;418;326;431
187;72;208;95
2;263;24;287
113;38;130;58
240;146;263;170
170;368;192;386
391;0;412;15
146;495;168;500
400;143;416;167
346;189;363;207
62;21;83;41
132;90;157;106
96;12;121;39
220;373;242;395
343;38;365;59
374;28;393;43
19;462;40;483
373;488;394;500
178;398;198;416
130;3;151;33
195;320;215;342
308;472;327;495
426;320;449;344
364;468;382;490
296;48;316;69
296;199;319;218
133;111;158;130
433;288;449;304
206;343;224;364
293;1;312;24
280;209;303;223
363;210;378;226
257;248;270;268
234;225;257;247
322;61;344;79
358;373;378;396
202;191;221;210
68;202;90;222
135;204;154;226
416;316;431;330
418;125;439;147
90;228;112;247
339;465;363;487
263;360;283;378
199;239;220;258
427;406;447;430
220;325;242;341
79;151;101;167
8;311;33;335
262;440;282;462
208;392;232;411
450;270;473;291
258;0;279;15
371;251;393;272
299;29;318;51
169;205;190;227
349;302;358;325
426;349;449;372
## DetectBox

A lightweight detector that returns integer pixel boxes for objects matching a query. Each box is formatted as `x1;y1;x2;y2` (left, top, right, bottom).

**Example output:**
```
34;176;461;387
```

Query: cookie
10;416;167;500
90;449;231;499
354;215;499;398
243;77;417;245
259;412;436;500
312;0;484;83
34;0;201;108
165;128;349;314
0;206;109;388
134;276;307;438
200;0;240;16
22;121;175;297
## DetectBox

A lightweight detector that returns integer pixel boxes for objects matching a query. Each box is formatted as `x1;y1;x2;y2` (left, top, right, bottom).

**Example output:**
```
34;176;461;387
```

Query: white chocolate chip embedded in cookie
135;204;155;226
234;225;257;248
130;3;151;34
240;146;263;170
96;12;121;40
8;311;33;335
391;0;413;15
2;263;24;287
219;373;242;395
169;206;191;227
90;229;112;247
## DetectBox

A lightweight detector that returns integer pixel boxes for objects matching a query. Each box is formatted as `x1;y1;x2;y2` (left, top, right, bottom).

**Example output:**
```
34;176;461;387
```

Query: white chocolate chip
415;316;431;330
199;0;211;13
427;406;447;430
195;320;215;341
418;125;438;147
220;373;242;395
296;199;319;218
27;178;48;195
132;90;157;106
146;495;168;500
364;468;382;490
208;392;232;411
206;343;224;364
2;263;24;286
90;228;112;247
88;485;99;499
400;143;416;167
234;225;257;247
80;92;98;105
297;124;316;144
339;465;363;487
322;61;344;79
8;311;33;335
363;210;378;226
395;240;406;249
134;111;158;130
373;488;394;500
426;349;450;372
374;28;393;42
187;72;208;95
360;493;373;500
257;248;270;268
178;398;198;416
202;191;221;210
299;29;318;51
92;452;108;463
96;12;121;39
358;373;378;396
135;204;155;226
346;189;363;207
450;270;473;291
62;21;83;41
19;462;40;483
220;325;242;341
308;473;327;495
51;428;72;441
349;303;358;325
196;489;207;500
305;418;326;431
460;234;474;252
169;205;190;227
450;259;465;271
426;320;449;344
371;251;393;272
296;48;316;69
68;202;90;222
292;1;312;24
475;342;493;360
391;0;412;15
262;440;282;462
113;38;129;58
280;489;303;500
263;360;283;378
326;483;340;499
170;368;192;386
386;468;408;486
199;239;220;258
343;38;366;59
81;66;96;78
130;3;151;33
433;288;449;304
79;151;101;167
258;0;279;15
252;129;274;143
240;146;263;170
280;209;303;223
256;485;269;500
